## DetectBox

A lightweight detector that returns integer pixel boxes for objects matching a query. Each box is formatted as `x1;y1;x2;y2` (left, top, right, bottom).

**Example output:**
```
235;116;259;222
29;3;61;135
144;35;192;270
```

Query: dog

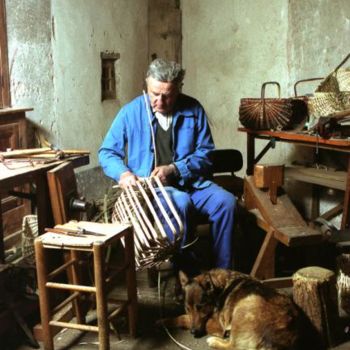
162;268;324;350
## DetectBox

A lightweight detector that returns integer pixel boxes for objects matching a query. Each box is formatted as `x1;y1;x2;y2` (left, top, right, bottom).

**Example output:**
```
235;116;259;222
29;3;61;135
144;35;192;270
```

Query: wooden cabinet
0;108;32;257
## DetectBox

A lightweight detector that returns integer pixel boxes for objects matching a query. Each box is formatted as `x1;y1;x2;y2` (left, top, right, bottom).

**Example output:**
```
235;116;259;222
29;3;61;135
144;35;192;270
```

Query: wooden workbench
239;128;350;229
0;155;89;262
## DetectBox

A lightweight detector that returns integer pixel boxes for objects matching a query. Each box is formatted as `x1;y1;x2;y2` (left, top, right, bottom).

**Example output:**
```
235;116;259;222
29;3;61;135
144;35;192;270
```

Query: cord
157;271;194;350
143;90;158;168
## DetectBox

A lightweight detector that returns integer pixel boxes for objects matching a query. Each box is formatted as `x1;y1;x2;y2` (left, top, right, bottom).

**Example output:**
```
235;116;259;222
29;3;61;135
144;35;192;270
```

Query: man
99;58;236;273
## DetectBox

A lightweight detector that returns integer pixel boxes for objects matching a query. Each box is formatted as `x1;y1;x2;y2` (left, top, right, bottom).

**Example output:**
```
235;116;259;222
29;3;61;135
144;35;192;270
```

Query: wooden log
292;266;340;348
254;164;284;204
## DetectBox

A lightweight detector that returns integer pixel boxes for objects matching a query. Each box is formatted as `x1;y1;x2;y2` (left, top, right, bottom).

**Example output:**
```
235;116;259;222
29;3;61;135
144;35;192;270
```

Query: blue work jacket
99;93;215;189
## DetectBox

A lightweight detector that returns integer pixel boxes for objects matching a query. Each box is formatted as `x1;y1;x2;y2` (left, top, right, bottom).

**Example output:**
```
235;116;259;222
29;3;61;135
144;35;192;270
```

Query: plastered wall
4;0;350;210
6;0;149;170
182;0;350;223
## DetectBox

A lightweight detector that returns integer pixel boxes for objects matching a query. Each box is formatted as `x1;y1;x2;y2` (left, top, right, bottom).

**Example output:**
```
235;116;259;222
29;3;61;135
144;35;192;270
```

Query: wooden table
239;128;350;229
0;156;89;262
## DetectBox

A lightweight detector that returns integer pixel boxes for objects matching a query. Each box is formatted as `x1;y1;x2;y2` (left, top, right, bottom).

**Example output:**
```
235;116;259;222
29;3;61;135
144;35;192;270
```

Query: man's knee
215;189;236;213
171;190;192;213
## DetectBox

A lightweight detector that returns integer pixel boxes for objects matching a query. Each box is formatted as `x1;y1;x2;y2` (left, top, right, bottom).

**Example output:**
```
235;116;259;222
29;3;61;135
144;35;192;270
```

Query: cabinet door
0;122;21;150
0;114;30;254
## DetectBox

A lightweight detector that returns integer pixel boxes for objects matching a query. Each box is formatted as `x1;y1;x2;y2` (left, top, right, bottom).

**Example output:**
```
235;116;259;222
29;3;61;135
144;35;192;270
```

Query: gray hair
146;58;185;87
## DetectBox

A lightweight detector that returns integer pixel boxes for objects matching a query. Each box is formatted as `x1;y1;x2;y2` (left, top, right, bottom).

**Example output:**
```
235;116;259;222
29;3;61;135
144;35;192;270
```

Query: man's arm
173;103;214;185
98;107;131;182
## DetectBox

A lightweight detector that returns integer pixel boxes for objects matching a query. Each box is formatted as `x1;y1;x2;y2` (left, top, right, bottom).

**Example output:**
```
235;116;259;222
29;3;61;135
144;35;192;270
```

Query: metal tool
45;227;86;237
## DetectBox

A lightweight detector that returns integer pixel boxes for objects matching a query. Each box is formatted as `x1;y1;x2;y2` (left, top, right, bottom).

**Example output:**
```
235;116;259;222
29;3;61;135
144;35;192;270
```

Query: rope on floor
157;271;194;350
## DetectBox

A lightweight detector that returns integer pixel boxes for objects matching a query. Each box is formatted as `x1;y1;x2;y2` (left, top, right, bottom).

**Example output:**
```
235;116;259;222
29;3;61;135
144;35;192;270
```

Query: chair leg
69;250;85;324
34;239;54;350
124;228;138;337
93;242;109;350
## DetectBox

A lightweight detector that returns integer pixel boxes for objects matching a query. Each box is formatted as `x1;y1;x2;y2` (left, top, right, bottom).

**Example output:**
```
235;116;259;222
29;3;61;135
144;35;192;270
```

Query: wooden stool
292;266;339;348
34;221;137;350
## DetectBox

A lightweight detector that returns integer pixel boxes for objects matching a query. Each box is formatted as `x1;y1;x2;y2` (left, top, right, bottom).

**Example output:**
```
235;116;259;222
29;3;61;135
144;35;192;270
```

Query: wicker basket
307;53;350;121
316;53;350;93
239;81;307;130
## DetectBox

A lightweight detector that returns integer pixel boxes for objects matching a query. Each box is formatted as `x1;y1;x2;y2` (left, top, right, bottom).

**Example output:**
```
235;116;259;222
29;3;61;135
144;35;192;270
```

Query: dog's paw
206;336;220;348
207;336;229;348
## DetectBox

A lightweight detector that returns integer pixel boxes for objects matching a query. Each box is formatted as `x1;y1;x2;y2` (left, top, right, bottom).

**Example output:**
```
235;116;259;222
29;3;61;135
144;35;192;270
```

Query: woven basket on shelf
239;81;307;130
307;53;350;120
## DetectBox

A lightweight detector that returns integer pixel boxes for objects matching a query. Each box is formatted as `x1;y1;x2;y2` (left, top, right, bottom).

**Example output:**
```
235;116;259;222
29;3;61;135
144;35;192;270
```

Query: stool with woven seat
34;220;137;350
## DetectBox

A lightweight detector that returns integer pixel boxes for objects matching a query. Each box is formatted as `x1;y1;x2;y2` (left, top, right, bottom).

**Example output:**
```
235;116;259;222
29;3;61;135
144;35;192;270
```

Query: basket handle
293;78;324;97
261;81;281;99
261;81;281;121
335;52;350;72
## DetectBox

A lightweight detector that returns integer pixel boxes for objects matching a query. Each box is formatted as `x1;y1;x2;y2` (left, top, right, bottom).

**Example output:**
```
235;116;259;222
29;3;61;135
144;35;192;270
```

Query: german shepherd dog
162;269;324;350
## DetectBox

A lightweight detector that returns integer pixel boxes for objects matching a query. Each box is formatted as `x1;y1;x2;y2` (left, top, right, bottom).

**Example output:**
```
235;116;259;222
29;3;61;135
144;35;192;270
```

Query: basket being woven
239;81;307;130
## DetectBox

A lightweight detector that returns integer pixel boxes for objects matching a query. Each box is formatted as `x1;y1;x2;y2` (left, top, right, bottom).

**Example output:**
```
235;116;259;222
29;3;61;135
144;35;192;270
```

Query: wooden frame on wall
0;0;10;108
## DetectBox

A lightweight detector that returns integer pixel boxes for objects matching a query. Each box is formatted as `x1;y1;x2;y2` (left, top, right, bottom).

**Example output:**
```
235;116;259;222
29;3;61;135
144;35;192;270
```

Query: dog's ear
179;270;190;288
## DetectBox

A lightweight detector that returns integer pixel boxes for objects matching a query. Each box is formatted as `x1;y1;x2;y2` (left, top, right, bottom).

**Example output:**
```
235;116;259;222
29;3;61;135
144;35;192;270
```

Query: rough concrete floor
16;269;209;350
13;268;350;350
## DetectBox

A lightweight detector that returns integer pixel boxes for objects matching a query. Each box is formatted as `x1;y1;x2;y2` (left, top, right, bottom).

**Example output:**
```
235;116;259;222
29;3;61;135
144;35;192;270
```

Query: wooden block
254;164;284;204
254;164;284;188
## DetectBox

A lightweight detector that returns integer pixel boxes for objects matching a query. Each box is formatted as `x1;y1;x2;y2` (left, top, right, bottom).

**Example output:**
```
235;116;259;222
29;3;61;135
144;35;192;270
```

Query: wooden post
292;266;340;348
247;133;255;175
341;157;350;229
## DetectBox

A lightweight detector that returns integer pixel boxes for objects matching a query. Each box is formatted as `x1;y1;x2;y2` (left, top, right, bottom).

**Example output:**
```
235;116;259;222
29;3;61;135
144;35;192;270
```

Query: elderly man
99;58;236;274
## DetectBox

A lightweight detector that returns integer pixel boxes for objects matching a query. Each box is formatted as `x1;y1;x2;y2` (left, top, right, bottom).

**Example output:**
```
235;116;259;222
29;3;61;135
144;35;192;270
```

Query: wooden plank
262;276;293;289
248;208;270;232
245;176;306;228
285;166;346;190
244;176;323;246
0;0;11;108
238;127;350;148
341;158;350;229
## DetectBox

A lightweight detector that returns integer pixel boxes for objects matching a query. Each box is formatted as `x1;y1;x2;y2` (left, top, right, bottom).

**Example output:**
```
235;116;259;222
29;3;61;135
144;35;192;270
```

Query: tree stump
337;253;350;316
292;266;339;348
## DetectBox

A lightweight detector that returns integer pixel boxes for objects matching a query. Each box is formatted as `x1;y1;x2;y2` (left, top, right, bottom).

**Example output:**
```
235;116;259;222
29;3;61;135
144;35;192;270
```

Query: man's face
146;76;179;114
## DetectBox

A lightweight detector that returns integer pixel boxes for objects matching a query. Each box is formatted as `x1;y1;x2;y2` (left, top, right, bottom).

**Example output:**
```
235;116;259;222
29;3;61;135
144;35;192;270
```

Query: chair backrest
47;161;80;225
209;148;243;175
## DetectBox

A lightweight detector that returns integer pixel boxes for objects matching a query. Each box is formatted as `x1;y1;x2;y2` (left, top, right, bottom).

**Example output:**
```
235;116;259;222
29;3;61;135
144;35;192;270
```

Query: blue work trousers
155;182;236;273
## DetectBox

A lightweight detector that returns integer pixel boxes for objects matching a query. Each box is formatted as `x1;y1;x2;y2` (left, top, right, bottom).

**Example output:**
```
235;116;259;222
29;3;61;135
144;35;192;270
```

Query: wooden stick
0;147;51;158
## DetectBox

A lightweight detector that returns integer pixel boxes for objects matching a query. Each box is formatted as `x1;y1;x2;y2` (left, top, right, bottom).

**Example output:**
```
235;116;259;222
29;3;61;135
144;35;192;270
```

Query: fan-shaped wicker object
239;81;307;130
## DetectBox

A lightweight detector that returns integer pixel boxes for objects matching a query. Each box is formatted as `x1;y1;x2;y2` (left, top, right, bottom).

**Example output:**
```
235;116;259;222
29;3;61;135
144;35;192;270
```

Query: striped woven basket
239;81;307;130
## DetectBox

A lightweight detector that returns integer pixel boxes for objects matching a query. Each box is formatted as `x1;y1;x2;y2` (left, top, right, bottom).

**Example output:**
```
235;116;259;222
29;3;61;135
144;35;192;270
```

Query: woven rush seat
34;221;137;350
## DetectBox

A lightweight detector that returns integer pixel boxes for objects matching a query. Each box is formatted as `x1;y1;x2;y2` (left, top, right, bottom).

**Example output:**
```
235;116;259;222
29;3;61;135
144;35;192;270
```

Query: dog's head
179;270;220;338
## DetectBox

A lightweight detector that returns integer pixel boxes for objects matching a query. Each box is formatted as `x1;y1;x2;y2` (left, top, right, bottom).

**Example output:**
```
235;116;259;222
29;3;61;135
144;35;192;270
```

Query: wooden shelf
285;166;347;191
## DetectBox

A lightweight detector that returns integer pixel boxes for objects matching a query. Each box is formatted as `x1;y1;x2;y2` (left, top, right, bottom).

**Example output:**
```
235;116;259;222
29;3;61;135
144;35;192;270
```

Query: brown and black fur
162;268;324;350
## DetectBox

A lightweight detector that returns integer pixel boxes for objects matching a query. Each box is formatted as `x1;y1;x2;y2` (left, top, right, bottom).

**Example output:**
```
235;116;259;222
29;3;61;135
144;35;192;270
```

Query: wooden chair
34;161;137;349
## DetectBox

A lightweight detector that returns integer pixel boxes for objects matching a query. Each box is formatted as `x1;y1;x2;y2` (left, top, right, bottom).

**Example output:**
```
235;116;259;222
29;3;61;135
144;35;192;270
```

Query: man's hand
119;171;138;188
151;164;177;185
